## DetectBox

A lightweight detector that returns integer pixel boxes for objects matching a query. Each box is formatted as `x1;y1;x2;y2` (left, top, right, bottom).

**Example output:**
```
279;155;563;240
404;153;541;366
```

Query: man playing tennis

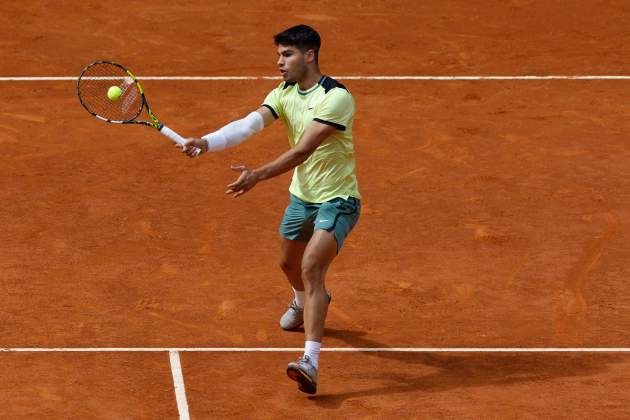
180;24;360;395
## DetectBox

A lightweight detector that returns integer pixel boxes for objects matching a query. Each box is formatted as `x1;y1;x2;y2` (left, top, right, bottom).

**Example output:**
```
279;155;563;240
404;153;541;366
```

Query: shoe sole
287;365;317;394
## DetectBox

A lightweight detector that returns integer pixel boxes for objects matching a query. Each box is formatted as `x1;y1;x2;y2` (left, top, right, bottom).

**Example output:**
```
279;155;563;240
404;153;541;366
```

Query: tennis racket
77;60;201;156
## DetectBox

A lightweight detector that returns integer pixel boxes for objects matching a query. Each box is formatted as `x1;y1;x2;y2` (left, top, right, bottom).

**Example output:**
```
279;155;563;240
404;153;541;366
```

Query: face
276;44;314;82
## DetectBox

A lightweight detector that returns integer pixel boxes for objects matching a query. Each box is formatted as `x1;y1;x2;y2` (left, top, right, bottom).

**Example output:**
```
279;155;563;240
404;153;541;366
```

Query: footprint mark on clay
465;223;510;244
555;213;618;340
137;297;161;310
160;263;179;275
137;220;163;239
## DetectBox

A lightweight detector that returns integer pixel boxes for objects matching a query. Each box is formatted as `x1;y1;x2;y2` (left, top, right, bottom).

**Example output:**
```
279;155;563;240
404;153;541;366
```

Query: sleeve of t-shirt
312;88;355;131
262;84;283;120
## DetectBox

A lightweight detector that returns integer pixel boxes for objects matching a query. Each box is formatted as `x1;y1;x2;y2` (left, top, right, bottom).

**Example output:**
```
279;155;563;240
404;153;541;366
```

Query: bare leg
279;237;308;292
301;229;338;342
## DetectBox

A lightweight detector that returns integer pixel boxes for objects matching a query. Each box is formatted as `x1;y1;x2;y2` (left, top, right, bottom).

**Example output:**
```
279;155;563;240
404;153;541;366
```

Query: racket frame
77;60;162;129
77;60;200;154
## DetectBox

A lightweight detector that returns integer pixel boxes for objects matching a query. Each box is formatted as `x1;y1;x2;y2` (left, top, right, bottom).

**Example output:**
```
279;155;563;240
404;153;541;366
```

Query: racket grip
160;125;202;156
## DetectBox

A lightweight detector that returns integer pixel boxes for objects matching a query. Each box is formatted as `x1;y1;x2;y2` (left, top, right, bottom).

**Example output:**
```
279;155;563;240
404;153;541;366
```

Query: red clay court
1;1;630;418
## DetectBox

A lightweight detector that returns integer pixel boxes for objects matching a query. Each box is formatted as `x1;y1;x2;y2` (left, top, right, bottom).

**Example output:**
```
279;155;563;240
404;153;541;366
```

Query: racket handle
160;125;202;156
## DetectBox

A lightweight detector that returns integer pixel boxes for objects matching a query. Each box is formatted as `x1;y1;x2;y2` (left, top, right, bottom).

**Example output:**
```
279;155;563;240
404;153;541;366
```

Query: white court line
3;75;630;81
169;351;190;420
1;347;630;352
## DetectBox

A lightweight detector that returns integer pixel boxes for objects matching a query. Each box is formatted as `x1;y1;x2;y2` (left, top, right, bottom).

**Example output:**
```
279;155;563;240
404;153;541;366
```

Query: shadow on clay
308;328;625;409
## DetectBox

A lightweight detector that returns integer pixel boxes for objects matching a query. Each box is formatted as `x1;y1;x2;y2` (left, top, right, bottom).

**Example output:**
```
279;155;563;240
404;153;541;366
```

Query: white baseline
1;347;630;352
3;75;630;81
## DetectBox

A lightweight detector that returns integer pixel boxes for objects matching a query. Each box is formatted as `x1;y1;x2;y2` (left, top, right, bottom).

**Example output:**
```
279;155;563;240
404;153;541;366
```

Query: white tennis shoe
287;355;318;394
279;292;331;331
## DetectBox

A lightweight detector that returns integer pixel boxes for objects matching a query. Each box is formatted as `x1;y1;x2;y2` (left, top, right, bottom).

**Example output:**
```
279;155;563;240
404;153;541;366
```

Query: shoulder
282;80;298;90
276;80;298;93
268;80;297;95
319;76;350;94
318;77;354;110
319;77;353;107
320;76;349;94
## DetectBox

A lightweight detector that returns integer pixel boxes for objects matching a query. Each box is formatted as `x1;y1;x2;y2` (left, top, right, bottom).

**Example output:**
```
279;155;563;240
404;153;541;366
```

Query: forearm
254;121;336;181
254;148;311;181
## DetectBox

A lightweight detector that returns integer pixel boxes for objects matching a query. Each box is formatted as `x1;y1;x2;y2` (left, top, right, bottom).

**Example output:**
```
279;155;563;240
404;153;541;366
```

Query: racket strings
77;62;143;122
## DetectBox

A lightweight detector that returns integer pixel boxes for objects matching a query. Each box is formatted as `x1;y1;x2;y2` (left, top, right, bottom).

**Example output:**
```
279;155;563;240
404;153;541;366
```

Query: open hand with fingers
226;164;260;198
176;137;208;157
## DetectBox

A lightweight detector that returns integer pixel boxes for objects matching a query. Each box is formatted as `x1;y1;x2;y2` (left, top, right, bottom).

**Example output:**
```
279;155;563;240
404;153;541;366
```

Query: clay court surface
2;0;630;418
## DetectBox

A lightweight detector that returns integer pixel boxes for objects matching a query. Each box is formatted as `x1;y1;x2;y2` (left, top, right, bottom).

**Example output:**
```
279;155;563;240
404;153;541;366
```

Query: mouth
279;69;288;77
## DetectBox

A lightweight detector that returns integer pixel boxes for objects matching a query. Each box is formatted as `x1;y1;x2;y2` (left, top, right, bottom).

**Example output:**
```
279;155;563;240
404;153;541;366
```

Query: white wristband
202;111;264;152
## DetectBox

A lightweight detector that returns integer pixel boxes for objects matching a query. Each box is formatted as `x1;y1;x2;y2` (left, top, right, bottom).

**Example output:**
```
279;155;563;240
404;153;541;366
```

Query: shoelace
288;300;303;312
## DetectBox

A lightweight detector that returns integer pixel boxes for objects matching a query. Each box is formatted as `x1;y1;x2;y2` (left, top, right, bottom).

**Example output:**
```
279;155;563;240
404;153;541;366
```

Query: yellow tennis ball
107;86;122;101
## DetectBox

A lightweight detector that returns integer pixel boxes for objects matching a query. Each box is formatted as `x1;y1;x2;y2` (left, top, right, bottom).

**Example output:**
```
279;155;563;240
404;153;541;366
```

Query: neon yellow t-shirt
262;76;361;203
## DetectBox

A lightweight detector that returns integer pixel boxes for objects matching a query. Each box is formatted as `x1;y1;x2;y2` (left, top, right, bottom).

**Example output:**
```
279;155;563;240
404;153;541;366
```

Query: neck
297;67;322;91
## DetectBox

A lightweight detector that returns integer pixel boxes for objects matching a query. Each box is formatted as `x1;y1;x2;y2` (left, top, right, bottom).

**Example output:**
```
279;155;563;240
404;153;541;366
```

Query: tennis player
179;24;360;395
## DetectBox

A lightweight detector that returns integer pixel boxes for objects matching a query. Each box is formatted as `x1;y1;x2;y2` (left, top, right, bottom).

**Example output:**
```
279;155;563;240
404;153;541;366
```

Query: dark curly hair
274;24;321;62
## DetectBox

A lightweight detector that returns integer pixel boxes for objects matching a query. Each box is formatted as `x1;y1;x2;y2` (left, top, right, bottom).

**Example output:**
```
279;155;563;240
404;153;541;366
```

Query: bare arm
254;121;334;181
226;121;337;198
257;106;277;128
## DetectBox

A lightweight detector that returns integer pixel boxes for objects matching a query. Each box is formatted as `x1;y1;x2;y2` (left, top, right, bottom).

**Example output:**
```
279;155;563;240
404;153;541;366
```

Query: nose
277;56;284;67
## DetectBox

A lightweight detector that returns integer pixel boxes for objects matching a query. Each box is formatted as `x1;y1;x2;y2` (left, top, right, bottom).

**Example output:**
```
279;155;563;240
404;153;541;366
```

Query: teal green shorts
279;194;361;252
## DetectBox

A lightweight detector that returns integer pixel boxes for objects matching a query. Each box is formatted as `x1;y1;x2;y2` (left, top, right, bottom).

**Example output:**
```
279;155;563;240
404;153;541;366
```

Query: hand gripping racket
77;60;200;156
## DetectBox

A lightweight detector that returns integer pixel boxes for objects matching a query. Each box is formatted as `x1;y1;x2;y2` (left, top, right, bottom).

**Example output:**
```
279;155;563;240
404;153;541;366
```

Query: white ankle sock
304;340;321;369
293;288;305;308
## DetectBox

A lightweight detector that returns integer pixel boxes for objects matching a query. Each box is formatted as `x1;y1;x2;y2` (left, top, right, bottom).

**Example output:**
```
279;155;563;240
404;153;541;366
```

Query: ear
305;49;316;64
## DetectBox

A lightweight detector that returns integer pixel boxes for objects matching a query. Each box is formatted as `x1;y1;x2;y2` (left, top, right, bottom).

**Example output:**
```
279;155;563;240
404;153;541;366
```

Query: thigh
280;236;308;268
279;194;318;242
302;229;338;275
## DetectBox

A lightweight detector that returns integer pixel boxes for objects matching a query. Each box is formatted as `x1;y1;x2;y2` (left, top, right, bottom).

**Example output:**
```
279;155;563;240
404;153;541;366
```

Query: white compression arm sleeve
202;111;264;152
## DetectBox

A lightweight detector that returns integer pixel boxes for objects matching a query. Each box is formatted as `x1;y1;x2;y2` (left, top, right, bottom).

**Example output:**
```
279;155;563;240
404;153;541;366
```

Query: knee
301;258;324;285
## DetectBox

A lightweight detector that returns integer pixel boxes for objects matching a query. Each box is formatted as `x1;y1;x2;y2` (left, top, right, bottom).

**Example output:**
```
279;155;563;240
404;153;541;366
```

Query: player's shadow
308;327;626;409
